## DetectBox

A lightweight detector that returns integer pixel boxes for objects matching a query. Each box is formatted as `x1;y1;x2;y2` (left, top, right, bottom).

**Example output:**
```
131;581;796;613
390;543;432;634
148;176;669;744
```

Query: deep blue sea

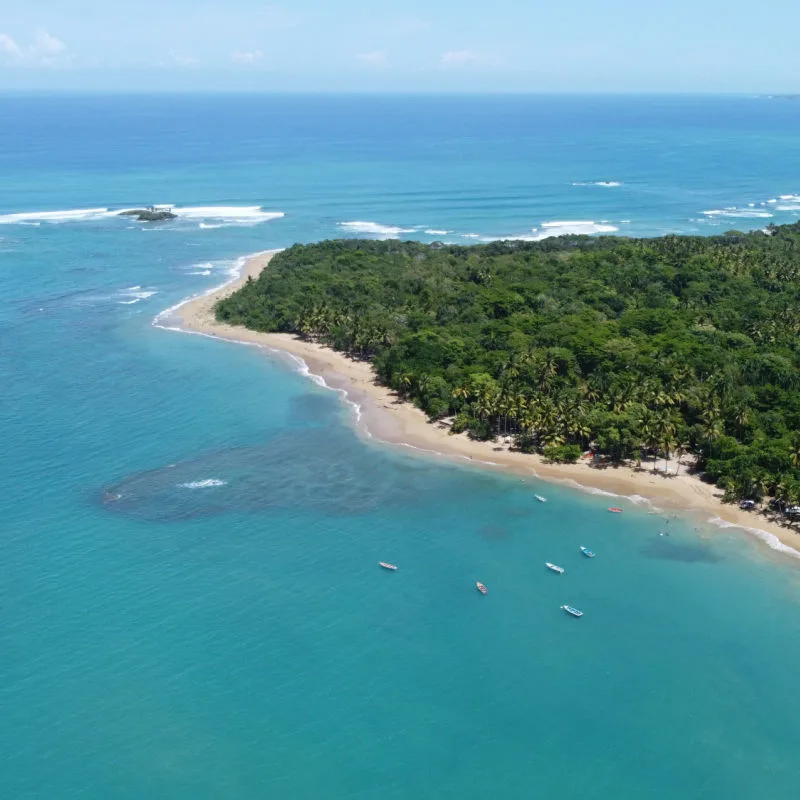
2;94;800;798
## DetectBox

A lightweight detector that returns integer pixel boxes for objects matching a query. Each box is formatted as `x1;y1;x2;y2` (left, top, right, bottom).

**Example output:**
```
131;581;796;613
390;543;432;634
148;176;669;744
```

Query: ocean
2;93;800;798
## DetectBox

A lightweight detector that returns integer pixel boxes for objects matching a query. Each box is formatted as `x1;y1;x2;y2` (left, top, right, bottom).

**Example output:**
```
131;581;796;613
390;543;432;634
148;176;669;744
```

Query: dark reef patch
100;427;449;523
641;538;721;563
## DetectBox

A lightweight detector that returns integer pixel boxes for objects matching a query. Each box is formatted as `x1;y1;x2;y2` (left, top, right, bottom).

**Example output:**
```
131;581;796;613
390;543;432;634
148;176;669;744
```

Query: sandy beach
170;250;800;560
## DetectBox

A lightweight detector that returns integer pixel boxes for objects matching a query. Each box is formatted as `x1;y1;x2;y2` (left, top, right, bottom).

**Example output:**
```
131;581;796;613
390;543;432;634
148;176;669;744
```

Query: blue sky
1;0;798;92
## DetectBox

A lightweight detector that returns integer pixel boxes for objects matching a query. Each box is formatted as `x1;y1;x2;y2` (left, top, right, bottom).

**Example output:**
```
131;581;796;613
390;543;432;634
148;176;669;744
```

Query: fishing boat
379;562;398;571
545;562;564;574
535;495;547;503
561;605;583;618
608;507;623;513
580;546;596;558
476;582;488;595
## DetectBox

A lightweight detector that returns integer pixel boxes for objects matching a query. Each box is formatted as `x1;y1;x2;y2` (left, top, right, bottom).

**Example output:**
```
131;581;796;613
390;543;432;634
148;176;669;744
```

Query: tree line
216;225;800;513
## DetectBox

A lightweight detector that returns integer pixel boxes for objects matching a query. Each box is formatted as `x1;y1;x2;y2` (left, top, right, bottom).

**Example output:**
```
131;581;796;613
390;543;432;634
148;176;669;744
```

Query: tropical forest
216;225;800;511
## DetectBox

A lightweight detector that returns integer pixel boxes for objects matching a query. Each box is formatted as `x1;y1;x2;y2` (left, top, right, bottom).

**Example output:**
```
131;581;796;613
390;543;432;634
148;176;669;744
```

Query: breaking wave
338;221;417;238
708;517;800;560
700;192;800;221
117;286;158;305
0;208;113;224
523;220;620;240
572;181;622;187
0;205;285;227
178;479;228;489
702;208;774;219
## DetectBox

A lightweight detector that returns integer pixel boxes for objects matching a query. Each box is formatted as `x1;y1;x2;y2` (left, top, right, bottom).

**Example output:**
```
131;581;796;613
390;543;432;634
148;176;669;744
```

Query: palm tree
674;437;691;476
732;406;750;438
636;410;660;472
397;372;414;398
415;374;432;397
754;473;770;507
571;417;592;448
451;384;471;405
474;390;497;424
662;429;677;474
790;433;800;470
510;394;528;434
541;429;565;449
700;412;724;460
654;414;676;474
720;476;737;503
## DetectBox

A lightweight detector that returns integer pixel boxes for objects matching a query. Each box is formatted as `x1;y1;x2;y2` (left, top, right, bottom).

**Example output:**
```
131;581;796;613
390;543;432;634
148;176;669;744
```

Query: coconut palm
790;433;800;469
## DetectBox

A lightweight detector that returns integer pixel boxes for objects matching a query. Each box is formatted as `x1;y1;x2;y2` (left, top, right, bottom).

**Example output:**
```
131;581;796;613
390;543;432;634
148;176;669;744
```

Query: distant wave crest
572;181;622;187
338;221;416;238
525;220;620;240
117;285;158;305
702;208;774;219
178;478;228;489
0;208;112;224
0;205;285;227
700;191;800;222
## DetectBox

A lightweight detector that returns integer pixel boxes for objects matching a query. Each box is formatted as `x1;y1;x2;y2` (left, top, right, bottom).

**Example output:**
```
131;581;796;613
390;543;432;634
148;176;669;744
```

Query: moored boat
379;562;398;571
561;604;583;617
608;507;623;513
535;494;547;503
545;562;564;574
580;546;596;558
476;581;488;595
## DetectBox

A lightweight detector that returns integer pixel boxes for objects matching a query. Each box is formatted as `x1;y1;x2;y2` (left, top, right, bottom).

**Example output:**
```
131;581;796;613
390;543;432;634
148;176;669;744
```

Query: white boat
545;562;564;574
379;562;398;571
580;546;596;558
535;495;547;503
561;605;583;618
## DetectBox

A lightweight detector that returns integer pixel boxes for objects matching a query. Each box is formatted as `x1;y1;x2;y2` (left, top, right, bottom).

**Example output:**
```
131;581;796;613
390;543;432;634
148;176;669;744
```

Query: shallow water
2;94;800;798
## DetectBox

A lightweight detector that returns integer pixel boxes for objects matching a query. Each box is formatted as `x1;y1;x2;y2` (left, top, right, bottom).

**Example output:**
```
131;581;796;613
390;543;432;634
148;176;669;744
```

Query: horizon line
0;89;794;97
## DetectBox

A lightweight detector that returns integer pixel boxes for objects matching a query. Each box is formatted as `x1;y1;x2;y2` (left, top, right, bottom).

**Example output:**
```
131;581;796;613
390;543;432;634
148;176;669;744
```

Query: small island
119;206;177;222
215;225;800;529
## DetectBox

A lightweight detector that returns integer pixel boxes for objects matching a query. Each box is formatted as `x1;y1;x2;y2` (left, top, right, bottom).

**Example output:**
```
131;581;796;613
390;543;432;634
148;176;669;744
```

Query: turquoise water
3;94;800;798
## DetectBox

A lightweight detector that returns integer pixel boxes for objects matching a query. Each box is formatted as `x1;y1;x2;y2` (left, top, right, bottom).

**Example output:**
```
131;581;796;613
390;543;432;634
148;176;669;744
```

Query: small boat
379;562;398;571
535;495;547;503
608;507;623;513
580;546;596;558
546;562;564;574
476;582;488;595
561;605;583;618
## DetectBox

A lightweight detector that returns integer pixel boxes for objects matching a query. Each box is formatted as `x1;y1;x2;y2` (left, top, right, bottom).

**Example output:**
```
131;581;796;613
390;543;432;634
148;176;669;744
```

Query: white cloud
0;33;23;59
440;49;501;68
356;50;388;67
169;51;199;67
0;30;68;66
33;30;66;58
231;50;264;64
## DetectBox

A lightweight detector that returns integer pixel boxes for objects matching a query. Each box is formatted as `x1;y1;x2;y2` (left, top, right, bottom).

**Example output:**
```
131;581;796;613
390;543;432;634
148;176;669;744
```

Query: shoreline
162;250;800;561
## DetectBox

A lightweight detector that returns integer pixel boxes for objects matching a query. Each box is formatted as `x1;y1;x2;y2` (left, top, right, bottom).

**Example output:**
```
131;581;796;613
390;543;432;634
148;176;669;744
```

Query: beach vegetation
216;226;800;509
